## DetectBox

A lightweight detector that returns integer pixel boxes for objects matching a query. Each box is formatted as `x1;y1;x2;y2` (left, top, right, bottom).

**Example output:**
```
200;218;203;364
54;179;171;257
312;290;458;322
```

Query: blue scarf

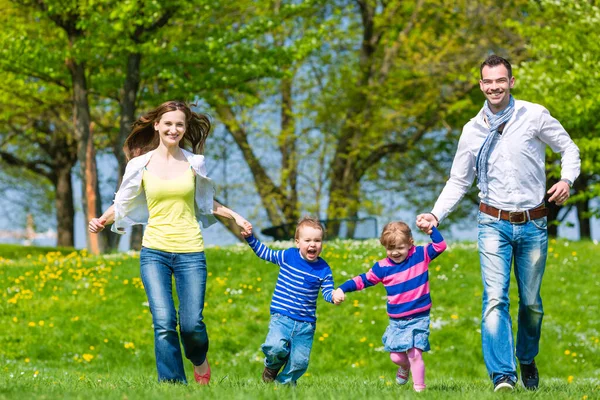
476;96;515;197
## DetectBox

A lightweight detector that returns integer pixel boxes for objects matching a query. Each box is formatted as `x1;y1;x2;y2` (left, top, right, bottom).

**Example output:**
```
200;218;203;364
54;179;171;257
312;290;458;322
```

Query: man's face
479;64;515;113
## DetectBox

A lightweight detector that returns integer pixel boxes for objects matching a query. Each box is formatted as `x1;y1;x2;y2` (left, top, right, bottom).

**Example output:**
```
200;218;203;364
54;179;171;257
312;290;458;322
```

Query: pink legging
390;348;425;391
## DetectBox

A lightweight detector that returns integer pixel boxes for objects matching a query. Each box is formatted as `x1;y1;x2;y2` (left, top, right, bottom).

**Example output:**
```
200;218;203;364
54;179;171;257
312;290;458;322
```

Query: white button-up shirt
431;99;580;222
111;148;217;234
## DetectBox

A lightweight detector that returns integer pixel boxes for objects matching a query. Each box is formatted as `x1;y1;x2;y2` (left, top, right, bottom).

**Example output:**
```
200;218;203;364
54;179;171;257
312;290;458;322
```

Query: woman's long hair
123;101;211;161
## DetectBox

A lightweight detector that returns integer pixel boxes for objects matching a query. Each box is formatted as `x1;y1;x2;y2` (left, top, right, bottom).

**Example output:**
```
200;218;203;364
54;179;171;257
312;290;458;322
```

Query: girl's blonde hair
380;221;413;248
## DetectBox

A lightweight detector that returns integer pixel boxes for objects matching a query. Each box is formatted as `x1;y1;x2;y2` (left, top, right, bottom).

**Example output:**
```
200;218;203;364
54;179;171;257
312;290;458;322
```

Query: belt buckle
508;211;527;224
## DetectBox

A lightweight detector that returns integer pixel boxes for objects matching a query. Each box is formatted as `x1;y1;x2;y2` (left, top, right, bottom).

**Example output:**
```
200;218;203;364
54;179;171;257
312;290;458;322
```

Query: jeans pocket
530;217;547;230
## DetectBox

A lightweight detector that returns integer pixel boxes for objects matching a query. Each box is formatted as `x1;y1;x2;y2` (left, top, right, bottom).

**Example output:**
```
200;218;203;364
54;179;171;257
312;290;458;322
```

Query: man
416;55;580;392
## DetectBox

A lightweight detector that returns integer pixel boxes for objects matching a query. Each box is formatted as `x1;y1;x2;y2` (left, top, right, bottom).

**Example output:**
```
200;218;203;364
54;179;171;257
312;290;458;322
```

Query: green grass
1;238;599;399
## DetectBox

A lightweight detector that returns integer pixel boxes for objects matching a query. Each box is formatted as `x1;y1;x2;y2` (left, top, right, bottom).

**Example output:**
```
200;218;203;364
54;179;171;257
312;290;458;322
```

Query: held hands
332;288;345;305
236;217;253;238
416;213;438;235
88;217;107;234
547;180;571;206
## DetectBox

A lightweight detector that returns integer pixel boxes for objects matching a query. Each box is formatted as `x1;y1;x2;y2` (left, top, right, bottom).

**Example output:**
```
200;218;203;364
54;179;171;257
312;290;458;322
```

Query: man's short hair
480;55;512;79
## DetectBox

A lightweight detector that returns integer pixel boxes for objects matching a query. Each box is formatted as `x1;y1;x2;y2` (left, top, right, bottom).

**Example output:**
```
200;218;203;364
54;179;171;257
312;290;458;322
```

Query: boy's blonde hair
295;217;325;240
379;221;413;248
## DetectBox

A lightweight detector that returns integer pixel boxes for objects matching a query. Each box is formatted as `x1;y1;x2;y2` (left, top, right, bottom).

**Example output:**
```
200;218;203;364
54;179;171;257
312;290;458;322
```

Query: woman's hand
88;217;107;234
235;217;253;237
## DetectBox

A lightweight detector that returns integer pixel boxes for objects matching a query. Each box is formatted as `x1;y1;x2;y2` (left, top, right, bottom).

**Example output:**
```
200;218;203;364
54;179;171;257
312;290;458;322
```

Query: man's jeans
477;211;548;385
261;313;316;385
140;247;209;383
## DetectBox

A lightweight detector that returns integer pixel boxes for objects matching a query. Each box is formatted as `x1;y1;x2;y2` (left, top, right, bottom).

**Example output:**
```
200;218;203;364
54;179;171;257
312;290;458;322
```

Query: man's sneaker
520;360;539;390
395;366;409;385
493;376;515;392
262;366;280;383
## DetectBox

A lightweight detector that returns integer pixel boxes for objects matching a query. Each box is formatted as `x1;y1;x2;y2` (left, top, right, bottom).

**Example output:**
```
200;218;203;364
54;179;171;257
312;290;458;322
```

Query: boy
242;217;335;385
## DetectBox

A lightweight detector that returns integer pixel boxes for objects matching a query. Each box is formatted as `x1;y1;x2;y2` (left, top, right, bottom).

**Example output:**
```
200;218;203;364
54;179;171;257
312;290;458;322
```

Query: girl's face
386;239;413;263
154;110;186;147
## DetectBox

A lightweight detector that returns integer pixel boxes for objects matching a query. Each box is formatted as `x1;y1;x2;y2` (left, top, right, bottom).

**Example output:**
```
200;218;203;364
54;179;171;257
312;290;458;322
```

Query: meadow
0;237;598;399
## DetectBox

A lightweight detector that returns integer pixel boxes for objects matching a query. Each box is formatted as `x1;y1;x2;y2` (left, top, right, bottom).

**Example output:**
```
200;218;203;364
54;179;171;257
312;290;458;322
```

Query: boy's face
386;238;414;263
295;226;323;262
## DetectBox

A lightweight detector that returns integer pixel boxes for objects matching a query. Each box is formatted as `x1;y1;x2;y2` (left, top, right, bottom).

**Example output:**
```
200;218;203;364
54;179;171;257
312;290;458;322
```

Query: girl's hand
332;288;345;305
89;217;107;234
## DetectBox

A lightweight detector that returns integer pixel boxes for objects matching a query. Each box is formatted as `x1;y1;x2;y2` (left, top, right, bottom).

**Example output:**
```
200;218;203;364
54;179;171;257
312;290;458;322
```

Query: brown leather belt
479;203;548;224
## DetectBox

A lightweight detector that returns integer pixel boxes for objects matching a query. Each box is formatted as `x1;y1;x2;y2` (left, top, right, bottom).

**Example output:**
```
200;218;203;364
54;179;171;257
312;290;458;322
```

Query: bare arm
213;200;252;236
88;205;115;234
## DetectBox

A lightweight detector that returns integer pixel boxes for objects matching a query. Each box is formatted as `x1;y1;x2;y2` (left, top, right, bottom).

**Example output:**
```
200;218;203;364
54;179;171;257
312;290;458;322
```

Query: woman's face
154;110;186;147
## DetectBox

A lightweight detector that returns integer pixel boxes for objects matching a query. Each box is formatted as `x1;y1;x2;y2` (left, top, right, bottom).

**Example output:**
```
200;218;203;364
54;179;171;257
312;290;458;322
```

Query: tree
514;0;600;238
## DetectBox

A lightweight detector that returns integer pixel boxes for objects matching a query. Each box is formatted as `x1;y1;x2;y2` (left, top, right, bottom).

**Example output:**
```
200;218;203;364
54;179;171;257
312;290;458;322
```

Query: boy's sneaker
493;376;515;392
262;366;280;383
520;360;539;390
395;366;410;385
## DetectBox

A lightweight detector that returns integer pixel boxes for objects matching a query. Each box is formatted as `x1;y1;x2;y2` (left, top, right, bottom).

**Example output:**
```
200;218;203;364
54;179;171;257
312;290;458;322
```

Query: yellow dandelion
123;279;129;285
451;314;459;320
323;333;329;338
82;354;94;362
25;358;30;363
124;342;135;349
49;323;54;328
257;288;261;292
318;337;325;341
104;339;109;343
38;321;45;326
28;322;36;327
571;251;577;256
12;317;18;323
72;290;78;295
89;346;95;350
435;266;441;271
565;350;571;355
360;337;367;343
71;316;80;322
568;375;574;383
227;299;233;303
572;352;577;357
222;318;227;323
257;277;262;282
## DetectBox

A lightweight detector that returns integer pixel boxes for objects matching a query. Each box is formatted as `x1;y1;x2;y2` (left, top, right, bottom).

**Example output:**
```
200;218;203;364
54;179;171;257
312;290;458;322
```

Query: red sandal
193;360;211;385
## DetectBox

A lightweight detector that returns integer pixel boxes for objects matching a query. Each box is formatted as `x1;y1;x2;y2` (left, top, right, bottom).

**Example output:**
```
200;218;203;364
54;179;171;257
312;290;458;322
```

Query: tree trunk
68;57;103;254
576;200;591;240
55;162;75;247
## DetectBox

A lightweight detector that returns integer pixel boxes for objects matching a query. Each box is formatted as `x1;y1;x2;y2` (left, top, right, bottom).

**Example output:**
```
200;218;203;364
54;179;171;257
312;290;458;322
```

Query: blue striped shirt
245;235;334;322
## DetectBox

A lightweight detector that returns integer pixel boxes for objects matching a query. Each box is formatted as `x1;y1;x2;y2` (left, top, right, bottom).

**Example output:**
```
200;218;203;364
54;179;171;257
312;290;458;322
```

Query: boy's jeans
140;247;209;383
261;313;316;384
477;211;548;385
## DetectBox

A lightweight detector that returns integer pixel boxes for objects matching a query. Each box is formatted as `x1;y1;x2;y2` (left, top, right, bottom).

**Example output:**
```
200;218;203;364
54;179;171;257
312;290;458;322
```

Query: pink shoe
396;366;409;385
194;360;211;385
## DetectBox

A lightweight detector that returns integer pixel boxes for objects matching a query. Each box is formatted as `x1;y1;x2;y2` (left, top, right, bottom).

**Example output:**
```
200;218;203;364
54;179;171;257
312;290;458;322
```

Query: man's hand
547;180;571;206
416;213;438;235
332;288;345;305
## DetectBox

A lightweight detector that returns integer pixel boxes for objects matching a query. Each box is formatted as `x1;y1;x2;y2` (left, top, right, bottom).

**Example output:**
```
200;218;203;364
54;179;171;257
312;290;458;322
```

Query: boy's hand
240;220;253;238
332;288;345;305
88;217;106;234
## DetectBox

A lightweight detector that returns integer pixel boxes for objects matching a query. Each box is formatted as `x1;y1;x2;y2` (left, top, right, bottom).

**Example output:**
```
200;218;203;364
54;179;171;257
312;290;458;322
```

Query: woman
89;101;250;384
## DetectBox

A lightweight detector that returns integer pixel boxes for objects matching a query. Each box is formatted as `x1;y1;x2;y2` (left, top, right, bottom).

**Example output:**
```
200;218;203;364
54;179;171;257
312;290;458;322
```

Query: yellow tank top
141;167;204;253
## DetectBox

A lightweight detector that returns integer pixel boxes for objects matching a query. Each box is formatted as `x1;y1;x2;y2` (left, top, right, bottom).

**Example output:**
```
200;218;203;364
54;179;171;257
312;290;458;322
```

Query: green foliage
0;239;599;399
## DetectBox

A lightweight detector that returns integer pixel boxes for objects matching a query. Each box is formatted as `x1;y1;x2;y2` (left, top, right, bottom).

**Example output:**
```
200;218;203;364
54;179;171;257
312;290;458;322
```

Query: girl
332;221;446;392
89;101;250;384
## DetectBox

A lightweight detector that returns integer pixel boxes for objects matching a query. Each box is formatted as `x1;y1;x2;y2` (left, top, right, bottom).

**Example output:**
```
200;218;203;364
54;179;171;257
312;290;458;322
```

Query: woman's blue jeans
140;247;209;383
477;211;548;385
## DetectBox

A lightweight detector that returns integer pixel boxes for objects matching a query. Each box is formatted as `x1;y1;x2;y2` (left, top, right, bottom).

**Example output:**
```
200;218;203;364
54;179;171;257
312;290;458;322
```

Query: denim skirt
382;313;430;352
